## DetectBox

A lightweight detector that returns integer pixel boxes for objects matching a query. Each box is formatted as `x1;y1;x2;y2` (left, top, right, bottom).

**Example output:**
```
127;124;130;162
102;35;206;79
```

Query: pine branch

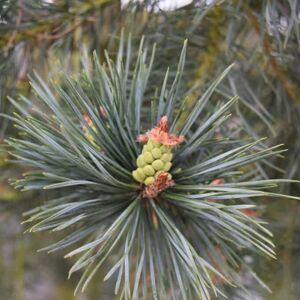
4;37;300;299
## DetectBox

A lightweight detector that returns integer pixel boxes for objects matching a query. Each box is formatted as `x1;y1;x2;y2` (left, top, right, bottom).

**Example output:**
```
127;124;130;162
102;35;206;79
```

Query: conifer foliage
4;38;299;299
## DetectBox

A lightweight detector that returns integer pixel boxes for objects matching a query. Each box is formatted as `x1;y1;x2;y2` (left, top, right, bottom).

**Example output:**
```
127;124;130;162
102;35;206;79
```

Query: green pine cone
144;165;155;176
133;138;173;185
137;155;146;168
152;159;164;171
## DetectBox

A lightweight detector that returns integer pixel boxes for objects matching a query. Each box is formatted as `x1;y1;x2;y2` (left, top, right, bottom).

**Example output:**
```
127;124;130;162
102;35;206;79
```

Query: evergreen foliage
1;0;300;298
4;37;299;299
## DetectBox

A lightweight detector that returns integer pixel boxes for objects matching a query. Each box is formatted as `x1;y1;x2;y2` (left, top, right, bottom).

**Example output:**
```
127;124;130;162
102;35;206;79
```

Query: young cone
132;116;183;198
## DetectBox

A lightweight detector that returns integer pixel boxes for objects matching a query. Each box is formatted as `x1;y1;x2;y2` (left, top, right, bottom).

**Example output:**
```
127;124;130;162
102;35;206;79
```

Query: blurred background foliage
0;0;300;299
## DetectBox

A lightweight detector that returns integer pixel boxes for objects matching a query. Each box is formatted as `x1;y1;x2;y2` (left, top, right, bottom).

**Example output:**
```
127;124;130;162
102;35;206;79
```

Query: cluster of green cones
132;138;173;186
